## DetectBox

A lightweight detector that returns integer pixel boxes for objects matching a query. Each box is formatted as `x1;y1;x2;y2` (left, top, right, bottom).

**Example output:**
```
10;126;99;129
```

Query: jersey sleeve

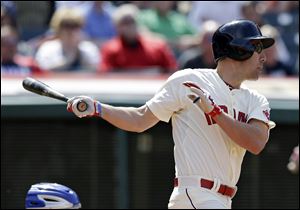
146;71;185;122
247;92;276;129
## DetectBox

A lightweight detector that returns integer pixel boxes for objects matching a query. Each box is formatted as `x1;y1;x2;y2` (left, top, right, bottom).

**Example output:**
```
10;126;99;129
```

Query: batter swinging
67;20;276;209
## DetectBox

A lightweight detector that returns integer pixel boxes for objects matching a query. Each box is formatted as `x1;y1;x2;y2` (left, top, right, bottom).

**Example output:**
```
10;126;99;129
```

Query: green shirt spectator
138;8;196;41
138;2;197;58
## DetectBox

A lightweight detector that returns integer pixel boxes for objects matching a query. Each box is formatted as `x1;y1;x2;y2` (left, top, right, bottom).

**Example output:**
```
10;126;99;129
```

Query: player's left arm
212;114;269;155
183;82;271;155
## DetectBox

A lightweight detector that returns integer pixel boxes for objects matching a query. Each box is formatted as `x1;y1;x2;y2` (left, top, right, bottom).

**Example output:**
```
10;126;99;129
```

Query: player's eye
253;42;263;54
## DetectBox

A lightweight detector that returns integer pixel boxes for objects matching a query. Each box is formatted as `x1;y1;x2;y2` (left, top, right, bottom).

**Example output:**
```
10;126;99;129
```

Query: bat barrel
22;77;69;102
22;77;89;113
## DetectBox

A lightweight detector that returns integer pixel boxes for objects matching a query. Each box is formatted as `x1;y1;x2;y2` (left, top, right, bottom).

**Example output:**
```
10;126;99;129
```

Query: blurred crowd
287;145;299;174
1;1;299;77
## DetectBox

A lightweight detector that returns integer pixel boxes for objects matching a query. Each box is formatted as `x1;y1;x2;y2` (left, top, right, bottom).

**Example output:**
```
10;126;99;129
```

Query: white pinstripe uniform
146;68;275;209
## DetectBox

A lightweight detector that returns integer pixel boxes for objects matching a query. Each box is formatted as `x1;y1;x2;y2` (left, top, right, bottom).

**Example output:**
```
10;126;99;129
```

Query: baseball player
67;20;275;209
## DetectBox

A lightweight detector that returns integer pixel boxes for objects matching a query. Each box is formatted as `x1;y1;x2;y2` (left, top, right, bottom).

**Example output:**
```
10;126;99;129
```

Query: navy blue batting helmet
25;183;81;209
212;19;275;62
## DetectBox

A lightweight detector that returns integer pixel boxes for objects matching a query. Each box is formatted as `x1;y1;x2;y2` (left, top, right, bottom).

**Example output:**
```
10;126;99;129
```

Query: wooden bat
22;77;88;112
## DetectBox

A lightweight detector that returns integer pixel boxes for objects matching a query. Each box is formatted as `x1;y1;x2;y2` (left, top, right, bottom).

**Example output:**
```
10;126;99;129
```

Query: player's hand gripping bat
22;77;88;112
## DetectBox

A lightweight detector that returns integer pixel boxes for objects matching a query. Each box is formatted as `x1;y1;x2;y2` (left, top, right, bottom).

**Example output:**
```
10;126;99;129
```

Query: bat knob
77;100;88;112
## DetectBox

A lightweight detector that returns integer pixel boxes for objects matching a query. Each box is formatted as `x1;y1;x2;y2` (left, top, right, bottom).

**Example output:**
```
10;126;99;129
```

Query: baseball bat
22;77;88;112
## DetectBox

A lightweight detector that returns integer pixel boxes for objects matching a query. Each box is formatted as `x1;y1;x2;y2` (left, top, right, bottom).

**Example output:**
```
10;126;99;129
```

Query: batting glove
183;81;222;118
67;96;102;118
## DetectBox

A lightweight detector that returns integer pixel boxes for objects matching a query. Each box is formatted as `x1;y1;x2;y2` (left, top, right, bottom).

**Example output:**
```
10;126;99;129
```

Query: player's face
243;42;266;80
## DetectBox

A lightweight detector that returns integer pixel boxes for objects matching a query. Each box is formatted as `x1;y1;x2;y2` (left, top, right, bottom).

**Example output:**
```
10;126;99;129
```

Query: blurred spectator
35;8;100;72
287;145;299;174
129;1;154;10
14;1;54;41
178;20;219;69
176;1;193;16
100;4;177;73
188;1;244;32
295;56;299;75
1;2;17;27
241;1;264;26
55;1;93;16
256;1;298;14
1;1;16;16
83;1;116;47
1;25;43;76
56;0;117;47
261;24;295;76
257;1;299;69
138;1;196;56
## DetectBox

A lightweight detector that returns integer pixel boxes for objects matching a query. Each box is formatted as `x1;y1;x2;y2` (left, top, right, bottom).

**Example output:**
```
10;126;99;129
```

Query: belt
174;178;236;198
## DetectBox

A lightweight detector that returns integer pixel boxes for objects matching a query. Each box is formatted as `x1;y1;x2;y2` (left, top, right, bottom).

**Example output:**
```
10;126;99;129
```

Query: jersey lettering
263;110;270;120
237;112;248;123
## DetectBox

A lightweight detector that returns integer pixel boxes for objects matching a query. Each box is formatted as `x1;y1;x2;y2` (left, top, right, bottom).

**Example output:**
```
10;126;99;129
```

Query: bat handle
77;100;88;112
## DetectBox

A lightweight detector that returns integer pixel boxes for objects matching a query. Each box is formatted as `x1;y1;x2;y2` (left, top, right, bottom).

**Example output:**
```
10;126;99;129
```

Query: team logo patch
263;110;270;120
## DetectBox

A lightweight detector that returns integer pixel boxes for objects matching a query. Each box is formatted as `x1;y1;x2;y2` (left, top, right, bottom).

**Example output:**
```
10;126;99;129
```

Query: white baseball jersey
146;68;275;187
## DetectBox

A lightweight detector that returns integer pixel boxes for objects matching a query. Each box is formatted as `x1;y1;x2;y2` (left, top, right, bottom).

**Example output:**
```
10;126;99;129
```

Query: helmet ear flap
228;45;253;61
214;32;253;61
212;33;231;62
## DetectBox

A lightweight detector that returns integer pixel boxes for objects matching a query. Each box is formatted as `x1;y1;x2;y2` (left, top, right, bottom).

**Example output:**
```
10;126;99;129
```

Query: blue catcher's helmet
25;183;81;209
212;19;275;62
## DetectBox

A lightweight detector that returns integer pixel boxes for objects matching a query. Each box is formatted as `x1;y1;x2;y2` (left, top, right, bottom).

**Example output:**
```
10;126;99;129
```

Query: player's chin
248;72;260;81
250;77;259;81
252;68;263;80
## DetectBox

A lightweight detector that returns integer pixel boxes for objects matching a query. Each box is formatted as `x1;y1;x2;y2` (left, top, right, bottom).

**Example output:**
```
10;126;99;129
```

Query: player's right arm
67;71;186;133
100;104;160;133
67;96;160;133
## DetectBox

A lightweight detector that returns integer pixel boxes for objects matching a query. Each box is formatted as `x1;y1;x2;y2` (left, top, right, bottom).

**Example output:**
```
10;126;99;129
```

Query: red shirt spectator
98;4;177;73
100;35;177;73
